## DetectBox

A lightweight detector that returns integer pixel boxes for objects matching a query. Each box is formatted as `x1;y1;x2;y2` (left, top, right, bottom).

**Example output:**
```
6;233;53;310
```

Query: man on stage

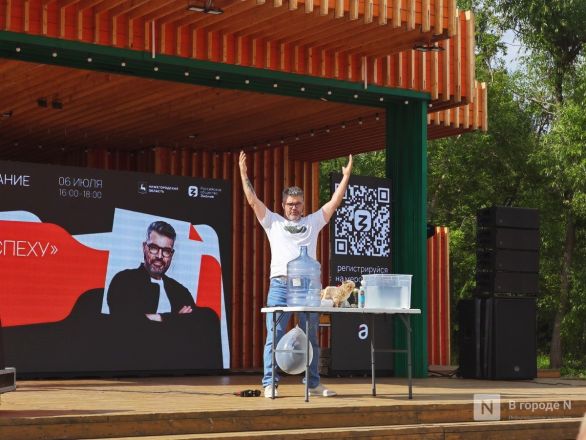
239;150;353;398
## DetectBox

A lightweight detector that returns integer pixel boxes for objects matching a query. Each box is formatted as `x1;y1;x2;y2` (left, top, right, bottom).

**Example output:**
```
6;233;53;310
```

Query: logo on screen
188;186;199;197
138;182;147;194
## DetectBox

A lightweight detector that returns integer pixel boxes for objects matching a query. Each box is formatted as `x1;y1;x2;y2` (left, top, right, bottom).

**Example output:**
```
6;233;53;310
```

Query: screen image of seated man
107;220;197;322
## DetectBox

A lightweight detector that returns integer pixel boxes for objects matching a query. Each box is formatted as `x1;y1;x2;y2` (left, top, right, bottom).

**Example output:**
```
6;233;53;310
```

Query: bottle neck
299;245;308;256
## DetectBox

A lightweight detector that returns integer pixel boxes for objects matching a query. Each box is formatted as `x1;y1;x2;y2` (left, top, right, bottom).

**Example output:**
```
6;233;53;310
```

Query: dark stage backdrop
328;174;393;374
0;160;231;376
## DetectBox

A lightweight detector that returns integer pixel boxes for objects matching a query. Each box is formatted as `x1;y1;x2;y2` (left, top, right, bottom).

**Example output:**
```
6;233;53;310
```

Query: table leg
371;314;376;396
406;314;413;400
271;312;277;399
305;313;310;402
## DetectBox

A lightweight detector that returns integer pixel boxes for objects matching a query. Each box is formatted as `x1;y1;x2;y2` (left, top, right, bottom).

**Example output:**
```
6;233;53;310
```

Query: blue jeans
262;277;320;388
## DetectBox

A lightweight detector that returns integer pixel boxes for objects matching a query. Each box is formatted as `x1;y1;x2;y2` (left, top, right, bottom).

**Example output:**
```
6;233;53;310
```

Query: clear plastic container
287;246;322;307
361;274;412;309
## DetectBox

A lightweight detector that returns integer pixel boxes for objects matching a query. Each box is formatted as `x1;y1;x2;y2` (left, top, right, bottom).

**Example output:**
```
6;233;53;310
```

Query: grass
537;353;586;379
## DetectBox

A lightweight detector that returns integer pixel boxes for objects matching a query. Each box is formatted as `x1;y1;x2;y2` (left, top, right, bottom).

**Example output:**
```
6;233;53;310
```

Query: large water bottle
286;246;322;306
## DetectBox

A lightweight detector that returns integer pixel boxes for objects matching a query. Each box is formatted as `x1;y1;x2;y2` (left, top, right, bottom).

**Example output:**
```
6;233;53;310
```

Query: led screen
0;161;231;376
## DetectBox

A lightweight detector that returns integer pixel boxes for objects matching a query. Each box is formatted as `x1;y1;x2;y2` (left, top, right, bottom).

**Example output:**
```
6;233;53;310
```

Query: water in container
361;274;412;309
287;245;322;306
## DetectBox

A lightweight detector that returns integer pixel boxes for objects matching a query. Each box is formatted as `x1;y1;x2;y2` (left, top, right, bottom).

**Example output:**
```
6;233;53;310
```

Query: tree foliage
319;0;586;372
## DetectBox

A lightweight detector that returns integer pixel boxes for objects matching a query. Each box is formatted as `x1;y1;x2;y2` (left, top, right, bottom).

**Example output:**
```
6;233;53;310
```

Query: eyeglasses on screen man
145;242;175;258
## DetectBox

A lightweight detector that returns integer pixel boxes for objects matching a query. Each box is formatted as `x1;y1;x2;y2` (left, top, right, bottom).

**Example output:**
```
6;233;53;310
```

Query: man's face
143;230;175;279
283;195;304;221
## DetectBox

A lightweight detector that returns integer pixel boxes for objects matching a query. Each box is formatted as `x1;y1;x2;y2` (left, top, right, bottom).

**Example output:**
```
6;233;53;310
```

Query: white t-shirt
260;208;327;278
151;277;171;314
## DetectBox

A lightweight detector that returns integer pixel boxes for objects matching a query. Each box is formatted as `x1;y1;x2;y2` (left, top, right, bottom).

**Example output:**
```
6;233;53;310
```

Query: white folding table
261;306;421;402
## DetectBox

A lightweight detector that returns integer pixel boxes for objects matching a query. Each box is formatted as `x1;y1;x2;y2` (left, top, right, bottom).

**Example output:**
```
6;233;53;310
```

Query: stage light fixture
52;100;63;110
187;0;223;14
1;111;12;119
37;98;48;108
414;43;444;52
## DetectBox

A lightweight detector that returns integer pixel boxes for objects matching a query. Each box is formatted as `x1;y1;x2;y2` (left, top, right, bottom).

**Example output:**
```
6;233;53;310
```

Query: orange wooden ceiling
0;0;487;163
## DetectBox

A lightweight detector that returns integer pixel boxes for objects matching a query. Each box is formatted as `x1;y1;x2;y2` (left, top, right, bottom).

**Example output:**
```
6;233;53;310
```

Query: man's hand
239;150;267;221
321;154;353;223
342;154;353;177
179;305;193;314
239;151;248;177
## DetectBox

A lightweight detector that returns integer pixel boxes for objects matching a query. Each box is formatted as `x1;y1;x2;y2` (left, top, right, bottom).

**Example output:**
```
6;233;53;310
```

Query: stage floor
1;374;585;417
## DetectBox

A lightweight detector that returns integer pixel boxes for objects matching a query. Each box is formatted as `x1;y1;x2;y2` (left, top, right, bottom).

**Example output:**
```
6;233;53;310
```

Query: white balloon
275;325;313;375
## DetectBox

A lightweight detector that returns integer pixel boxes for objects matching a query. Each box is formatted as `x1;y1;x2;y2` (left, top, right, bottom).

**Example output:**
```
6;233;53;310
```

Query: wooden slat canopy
1;0;486;162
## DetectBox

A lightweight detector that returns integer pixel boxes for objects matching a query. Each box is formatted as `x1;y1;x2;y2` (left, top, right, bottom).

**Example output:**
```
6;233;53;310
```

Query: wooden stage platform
1;375;585;439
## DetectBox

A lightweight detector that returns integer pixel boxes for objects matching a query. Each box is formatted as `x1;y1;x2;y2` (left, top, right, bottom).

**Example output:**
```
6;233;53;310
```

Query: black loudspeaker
477;249;539;273
477;206;539;229
458;299;482;378
476;206;540;298
489;297;537;379
477;228;539;251
329;314;393;375
476;271;539;295
458;298;536;380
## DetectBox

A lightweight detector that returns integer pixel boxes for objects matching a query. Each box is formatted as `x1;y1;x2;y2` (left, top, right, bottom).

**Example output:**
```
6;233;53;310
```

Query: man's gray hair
146;220;176;241
282;186;304;201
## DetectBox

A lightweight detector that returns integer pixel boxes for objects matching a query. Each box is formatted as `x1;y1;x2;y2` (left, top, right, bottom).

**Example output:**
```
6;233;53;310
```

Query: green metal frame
387;101;429;378
0;30;430;378
0;30;425;107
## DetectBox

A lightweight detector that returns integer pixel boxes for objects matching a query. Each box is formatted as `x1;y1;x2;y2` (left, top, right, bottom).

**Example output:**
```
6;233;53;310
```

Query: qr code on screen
333;184;391;256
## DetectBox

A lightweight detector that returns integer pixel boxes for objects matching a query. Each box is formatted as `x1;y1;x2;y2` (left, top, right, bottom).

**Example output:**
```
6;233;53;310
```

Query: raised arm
239;151;267;222
322;154;353;223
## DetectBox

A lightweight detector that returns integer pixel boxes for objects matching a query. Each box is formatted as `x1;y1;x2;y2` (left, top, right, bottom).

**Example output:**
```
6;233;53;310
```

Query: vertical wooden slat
320;0;328;16
42;1;49;34
466;10;475;102
364;0;373;23
473;80;479;130
334;0;343;18
378;0;387;25
241;152;253;367
392;0;401;28
481;81;488;131
434;0;443;35
455;11;462;102
422;0;430;32
4;0;12;30
431;48;438;100
251;151;263;368
231;154;243;368
442;39;450;101
448;0;457;36
407;0;415;30
23;0;30;32
427;231;435;364
349;0;358;20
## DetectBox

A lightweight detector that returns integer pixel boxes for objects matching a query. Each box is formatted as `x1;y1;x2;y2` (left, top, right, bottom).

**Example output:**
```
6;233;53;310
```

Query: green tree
489;0;586;368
